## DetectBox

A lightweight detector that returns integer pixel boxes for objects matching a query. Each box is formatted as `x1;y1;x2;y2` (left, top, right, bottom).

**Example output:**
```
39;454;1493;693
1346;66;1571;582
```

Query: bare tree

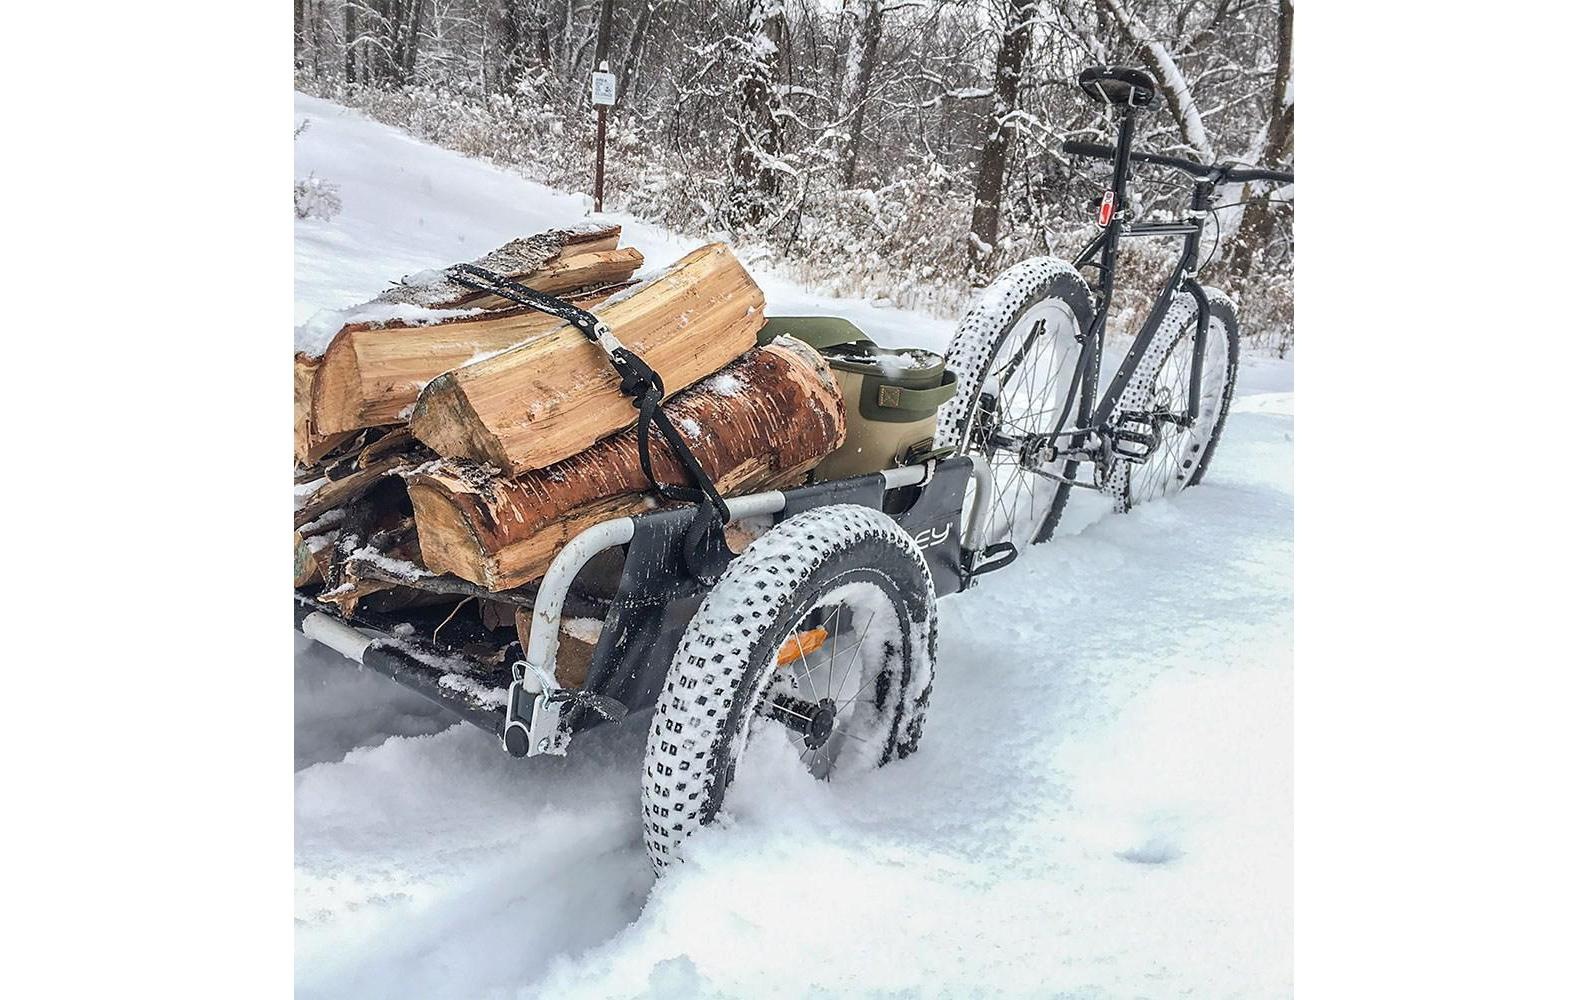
729;0;791;227
840;0;884;188
968;0;1037;278
296;0;1295;342
345;2;357;84
1223;0;1292;292
1099;0;1212;162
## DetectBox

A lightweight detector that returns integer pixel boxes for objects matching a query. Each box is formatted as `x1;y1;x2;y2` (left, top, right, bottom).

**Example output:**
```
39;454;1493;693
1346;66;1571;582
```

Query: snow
295;301;486;358
437;672;510;710
562;618;605;645
870;347;941;377
294;92;1292;998
704;371;746;396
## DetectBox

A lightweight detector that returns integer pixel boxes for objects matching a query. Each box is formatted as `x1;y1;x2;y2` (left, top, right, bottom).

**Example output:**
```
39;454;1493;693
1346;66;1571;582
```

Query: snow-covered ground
295;93;1293;999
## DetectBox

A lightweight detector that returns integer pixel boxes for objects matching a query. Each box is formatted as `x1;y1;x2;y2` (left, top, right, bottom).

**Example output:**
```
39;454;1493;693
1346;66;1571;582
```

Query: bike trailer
295;456;987;759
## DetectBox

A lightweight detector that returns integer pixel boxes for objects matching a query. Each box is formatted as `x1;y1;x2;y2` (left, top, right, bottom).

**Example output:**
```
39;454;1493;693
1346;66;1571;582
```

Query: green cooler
758;317;957;482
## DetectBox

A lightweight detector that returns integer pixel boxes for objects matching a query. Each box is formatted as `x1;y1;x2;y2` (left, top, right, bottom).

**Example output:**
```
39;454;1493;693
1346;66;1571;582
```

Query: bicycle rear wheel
937;258;1095;549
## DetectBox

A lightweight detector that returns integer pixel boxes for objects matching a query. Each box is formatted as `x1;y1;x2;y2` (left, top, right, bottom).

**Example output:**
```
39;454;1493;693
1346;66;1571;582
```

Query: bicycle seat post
1108;107;1139;218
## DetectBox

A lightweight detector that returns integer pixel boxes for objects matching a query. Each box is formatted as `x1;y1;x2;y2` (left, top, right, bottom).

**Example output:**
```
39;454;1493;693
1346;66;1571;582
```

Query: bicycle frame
1054;106;1218;461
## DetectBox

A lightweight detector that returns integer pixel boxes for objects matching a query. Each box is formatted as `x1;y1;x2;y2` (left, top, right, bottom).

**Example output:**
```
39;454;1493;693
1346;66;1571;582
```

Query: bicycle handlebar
1061;139;1293;185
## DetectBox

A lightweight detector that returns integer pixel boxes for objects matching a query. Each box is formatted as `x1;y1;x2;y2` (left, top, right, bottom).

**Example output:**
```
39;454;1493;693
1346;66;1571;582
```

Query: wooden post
592;0;616;213
594;101;608;213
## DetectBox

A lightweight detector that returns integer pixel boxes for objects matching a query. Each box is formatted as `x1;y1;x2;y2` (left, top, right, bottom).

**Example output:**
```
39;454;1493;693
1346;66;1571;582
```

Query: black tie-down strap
444;263;735;583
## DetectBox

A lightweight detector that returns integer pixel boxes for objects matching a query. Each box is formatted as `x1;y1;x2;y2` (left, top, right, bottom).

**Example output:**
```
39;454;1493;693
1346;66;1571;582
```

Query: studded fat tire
935;257;1095;544
1111;289;1240;509
641;504;936;871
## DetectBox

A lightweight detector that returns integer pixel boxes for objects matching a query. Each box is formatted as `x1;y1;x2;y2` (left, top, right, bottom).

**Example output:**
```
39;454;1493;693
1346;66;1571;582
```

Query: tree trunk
410;243;765;475
729;0;788;226
616;2;655;102
967;0;1037;278
407;340;846;589
345;2;357;84
496;0;521;91
841;0;884;188
592;0;614;67
1224;0;1293;293
401;0;425;82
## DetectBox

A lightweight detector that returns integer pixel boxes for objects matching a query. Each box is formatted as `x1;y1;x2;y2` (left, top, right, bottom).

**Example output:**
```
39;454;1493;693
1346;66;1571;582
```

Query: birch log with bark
406;338;844;590
409;243;765;476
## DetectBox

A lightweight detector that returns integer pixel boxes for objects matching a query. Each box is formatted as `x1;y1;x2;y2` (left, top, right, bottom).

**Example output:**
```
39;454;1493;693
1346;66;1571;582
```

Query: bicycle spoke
787;603;842;696
836;608;879;699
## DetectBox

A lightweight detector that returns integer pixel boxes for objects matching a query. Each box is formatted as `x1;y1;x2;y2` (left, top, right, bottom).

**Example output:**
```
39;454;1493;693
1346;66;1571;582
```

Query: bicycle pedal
1111;414;1158;463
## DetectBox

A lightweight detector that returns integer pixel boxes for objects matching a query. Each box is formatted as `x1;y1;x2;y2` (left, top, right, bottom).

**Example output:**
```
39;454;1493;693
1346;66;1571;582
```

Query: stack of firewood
294;224;847;658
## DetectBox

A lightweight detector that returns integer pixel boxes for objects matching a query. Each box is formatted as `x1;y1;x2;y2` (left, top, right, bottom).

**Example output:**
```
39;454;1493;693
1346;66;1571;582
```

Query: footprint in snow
1116;835;1184;865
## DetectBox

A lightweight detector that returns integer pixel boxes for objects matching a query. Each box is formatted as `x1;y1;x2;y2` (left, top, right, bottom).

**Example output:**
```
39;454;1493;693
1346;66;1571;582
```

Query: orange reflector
776;627;829;666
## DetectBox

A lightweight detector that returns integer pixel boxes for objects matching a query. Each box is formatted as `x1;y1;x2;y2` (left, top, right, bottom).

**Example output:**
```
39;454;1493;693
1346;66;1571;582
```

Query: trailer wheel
642;504;936;871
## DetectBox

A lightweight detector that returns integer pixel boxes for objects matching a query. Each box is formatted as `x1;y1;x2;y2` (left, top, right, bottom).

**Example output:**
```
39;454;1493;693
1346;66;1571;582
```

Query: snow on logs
306;282;629;446
294;230;849;609
295;224;643;463
406;338;846;590
408;242;765;476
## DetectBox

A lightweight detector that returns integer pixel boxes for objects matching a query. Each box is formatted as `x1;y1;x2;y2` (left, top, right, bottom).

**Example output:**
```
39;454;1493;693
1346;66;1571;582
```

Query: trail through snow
294;93;1292;998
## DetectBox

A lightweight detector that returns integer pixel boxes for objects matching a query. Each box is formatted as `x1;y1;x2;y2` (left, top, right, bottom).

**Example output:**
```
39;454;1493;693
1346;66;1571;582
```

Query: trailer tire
642;504;936;871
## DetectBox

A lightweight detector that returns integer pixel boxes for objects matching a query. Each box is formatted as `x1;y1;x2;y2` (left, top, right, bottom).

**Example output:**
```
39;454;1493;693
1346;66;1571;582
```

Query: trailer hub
803;699;838;750
762;693;840;750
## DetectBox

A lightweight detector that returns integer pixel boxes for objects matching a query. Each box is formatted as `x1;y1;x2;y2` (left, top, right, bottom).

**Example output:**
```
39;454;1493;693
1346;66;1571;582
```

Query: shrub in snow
295;175;342;221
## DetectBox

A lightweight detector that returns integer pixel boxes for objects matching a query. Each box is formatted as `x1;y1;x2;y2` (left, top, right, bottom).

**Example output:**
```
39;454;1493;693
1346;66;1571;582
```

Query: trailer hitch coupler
503;721;532;758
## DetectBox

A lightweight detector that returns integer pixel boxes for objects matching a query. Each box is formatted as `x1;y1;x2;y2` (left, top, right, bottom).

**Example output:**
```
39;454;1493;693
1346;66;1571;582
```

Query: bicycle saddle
1078;67;1159;110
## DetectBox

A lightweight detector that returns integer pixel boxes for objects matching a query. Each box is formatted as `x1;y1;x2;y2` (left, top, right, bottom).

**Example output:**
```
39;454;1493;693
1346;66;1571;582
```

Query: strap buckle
447;264;736;584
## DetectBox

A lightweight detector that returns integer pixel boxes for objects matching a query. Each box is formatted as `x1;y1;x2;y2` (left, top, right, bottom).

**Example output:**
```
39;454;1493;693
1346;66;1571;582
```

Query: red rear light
1097;191;1116;227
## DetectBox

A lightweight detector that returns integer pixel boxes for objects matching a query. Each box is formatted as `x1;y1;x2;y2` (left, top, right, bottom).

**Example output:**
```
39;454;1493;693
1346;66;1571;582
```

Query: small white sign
591;71;617;107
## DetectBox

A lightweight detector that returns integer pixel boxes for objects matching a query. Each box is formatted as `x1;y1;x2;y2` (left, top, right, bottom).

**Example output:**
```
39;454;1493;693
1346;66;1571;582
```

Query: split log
447;248;644;308
294;530;327;587
295;354;354;463
356;429;416;469
406;338;844;590
514;612;603;689
409;243;765;476
371;224;622;310
304;282;631;450
294;454;411;529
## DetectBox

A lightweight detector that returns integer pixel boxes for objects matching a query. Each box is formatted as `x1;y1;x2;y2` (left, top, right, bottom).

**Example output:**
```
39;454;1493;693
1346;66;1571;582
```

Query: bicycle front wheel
1119;290;1241;507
